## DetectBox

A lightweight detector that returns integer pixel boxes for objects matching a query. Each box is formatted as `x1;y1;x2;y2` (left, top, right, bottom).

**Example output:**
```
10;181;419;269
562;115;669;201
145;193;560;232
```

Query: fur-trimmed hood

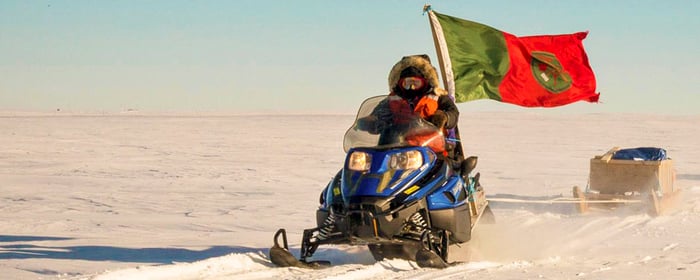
388;54;446;96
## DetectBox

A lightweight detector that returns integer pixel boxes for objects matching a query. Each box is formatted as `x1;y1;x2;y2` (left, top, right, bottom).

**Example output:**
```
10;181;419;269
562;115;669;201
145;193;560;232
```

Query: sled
573;147;681;215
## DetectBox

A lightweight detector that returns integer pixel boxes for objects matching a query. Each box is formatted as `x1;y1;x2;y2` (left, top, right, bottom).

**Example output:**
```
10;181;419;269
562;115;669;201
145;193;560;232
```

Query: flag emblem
530;51;572;93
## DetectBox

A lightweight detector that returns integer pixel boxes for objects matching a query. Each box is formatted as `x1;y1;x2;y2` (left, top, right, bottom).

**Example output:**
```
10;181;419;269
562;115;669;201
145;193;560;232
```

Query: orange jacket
387;93;440;120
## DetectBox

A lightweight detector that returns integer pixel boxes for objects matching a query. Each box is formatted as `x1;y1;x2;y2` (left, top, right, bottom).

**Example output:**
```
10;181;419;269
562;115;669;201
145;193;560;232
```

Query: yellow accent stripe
376;170;394;193
404;185;420;195
372;219;379;237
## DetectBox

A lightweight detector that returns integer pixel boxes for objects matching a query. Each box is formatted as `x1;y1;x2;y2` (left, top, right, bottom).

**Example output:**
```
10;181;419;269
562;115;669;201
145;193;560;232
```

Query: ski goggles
398;76;427;90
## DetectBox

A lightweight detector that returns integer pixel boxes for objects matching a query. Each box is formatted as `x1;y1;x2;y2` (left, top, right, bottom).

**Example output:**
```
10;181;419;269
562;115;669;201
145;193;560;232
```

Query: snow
1;111;699;279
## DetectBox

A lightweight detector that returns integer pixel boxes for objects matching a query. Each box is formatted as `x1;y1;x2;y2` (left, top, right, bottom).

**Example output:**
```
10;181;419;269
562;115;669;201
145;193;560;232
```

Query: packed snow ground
1;111;699;279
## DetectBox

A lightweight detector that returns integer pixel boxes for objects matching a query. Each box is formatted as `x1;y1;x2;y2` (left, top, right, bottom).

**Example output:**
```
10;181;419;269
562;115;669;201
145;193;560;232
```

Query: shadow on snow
0;235;264;264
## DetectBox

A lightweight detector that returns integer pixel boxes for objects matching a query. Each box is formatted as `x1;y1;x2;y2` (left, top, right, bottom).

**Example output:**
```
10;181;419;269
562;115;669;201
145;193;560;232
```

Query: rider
357;54;462;160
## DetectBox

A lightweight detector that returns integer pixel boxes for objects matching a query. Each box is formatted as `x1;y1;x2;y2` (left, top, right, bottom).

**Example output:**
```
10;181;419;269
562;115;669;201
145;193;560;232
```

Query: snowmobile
269;95;493;269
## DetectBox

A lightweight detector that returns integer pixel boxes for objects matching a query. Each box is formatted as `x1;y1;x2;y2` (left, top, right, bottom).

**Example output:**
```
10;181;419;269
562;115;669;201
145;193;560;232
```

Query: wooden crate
588;147;676;195
574;147;680;215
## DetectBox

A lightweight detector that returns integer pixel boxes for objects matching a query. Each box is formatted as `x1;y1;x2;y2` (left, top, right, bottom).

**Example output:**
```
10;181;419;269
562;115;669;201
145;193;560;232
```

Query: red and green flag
427;9;599;107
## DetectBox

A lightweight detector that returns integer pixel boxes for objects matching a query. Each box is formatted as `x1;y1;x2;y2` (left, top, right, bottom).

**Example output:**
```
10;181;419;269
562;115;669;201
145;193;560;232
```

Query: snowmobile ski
269;229;330;269
415;248;450;268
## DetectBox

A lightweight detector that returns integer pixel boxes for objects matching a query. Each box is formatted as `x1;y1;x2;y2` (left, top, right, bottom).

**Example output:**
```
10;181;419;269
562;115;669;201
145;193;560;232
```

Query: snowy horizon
2;108;699;117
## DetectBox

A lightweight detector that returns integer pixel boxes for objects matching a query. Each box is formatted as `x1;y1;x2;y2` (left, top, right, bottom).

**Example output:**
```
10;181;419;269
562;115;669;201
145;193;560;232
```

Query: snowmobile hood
341;146;437;200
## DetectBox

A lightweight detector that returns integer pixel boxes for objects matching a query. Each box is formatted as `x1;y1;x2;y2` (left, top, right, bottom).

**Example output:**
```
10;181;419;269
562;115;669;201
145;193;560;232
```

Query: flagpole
424;5;465;160
424;5;455;99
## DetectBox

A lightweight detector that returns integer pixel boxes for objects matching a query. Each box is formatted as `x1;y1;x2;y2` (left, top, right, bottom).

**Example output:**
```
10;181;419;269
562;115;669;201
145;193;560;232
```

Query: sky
1;0;698;114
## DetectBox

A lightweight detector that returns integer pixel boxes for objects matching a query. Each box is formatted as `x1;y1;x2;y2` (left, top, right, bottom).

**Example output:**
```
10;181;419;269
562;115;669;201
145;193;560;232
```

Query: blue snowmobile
269;95;493;269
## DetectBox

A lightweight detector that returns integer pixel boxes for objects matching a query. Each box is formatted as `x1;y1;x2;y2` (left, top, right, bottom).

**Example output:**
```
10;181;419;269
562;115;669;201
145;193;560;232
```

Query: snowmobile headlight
348;151;372;171
389;150;423;170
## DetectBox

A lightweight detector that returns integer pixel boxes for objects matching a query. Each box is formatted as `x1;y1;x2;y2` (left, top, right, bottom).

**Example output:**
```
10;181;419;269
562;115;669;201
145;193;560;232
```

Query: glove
428;110;448;129
356;115;380;134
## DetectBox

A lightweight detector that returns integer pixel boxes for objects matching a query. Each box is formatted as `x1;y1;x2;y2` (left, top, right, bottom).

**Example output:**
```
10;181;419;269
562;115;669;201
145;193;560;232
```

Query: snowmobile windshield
343;95;445;153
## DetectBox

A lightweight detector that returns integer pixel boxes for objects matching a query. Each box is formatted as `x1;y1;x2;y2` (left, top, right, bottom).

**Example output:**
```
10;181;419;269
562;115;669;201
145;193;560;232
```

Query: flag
427;10;599;107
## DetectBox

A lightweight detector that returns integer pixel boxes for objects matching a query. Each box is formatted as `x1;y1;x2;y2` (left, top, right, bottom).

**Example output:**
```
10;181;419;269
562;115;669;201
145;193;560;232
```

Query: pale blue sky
1;0;698;114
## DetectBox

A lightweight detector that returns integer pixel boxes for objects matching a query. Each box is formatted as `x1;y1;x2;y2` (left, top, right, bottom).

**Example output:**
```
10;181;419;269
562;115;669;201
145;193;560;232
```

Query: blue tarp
612;147;668;161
